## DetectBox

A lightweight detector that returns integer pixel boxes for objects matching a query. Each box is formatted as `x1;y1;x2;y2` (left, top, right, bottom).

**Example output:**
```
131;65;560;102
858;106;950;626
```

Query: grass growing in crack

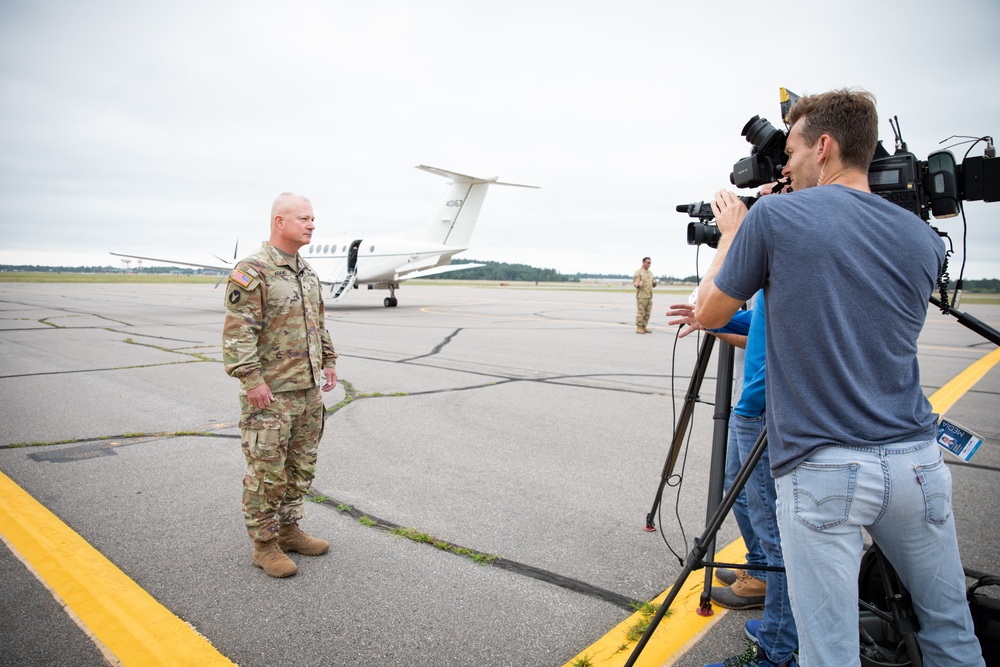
391;527;433;543
357;391;410;399
3;429;224;449
308;496;503;568
570;655;593;667
122;337;216;362
329;381;409;413
389;526;499;565
469;553;499;565
624;600;666;642
329;379;357;412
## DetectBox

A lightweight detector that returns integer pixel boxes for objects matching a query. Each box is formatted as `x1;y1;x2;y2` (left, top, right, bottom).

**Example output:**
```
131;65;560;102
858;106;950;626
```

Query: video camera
681;88;999;246
677;196;757;248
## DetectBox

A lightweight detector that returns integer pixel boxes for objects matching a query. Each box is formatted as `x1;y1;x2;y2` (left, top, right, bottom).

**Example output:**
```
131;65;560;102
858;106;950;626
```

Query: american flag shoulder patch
230;269;254;288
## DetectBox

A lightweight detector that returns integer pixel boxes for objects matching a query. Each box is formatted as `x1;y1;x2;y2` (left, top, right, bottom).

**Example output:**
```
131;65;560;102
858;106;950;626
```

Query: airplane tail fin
405;165;538;248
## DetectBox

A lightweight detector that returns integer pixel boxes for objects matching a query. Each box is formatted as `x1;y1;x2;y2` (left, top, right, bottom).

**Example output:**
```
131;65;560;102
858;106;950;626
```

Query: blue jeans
732;412;797;664
726;413;766;580
775;439;984;667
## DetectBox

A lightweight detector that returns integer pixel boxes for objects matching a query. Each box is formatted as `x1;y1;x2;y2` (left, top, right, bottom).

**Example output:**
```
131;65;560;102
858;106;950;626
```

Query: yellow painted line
928;345;1000;416
562;539;748;667
0;471;235;666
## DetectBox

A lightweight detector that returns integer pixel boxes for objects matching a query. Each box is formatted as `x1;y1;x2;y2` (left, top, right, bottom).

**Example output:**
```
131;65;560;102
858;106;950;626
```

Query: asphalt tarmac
1;281;997;667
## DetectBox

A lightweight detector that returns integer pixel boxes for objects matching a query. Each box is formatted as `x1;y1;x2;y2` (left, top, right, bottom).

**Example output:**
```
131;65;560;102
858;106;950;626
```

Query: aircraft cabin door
347;240;362;273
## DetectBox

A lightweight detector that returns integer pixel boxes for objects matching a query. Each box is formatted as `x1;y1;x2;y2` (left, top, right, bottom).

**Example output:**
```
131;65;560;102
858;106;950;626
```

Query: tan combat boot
278;523;329;556
636;326;645;334
252;538;297;578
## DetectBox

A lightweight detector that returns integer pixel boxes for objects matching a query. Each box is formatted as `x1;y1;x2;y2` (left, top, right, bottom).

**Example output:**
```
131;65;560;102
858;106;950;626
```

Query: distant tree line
421;259;575;282
959;278;1000;293
2;264;998;292
0;265;220;275
424;259;692;283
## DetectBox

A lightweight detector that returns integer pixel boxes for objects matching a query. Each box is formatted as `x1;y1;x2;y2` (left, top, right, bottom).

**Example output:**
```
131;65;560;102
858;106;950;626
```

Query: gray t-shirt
715;184;944;476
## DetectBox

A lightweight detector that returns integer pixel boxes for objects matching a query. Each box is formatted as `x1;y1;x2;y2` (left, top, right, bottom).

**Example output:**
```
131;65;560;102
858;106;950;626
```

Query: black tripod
631;328;930;666
644;333;786;612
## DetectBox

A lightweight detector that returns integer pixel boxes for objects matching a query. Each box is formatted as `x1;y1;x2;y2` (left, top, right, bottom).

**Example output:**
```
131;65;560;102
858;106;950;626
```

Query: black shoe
715;567;738;586
711;586;766;610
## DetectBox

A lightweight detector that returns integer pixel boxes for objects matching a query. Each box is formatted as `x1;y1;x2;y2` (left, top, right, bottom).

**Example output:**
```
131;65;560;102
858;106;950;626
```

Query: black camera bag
967;573;1000;664
859;549;999;663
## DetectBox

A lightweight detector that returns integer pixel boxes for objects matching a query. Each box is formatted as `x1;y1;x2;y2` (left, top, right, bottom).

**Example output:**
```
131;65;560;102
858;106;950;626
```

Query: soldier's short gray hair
270;192;311;222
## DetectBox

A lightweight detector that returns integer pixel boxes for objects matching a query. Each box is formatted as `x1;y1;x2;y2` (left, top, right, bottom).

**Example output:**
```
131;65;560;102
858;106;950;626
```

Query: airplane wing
109;251;357;292
109;252;231;273
397;263;486;280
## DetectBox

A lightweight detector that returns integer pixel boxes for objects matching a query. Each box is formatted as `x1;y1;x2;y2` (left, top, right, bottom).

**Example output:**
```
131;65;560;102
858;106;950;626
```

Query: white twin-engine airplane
111;165;538;307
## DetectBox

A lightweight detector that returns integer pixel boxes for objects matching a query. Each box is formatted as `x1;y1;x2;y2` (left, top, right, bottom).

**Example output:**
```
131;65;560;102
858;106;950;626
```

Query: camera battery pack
962;155;1000;202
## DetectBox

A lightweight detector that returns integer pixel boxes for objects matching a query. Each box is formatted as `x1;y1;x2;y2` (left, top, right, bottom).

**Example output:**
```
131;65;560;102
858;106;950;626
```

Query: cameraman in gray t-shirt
695;89;983;667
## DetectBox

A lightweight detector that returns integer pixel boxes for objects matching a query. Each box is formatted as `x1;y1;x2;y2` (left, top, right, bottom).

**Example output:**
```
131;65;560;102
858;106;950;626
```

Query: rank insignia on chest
229;289;242;305
230;269;254;288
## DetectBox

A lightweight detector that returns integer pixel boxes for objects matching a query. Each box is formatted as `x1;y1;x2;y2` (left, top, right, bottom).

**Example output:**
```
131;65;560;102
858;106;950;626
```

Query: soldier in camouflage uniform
223;192;339;578
633;256;657;333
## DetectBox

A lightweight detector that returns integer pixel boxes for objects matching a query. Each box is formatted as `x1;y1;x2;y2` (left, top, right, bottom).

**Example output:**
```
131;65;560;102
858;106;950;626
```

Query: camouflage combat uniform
633;266;656;329
223;242;337;542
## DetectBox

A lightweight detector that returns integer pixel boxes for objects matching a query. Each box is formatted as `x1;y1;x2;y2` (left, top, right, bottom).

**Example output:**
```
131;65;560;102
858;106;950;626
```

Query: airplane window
323;244;330;253
308;245;314;253
370;245;375;252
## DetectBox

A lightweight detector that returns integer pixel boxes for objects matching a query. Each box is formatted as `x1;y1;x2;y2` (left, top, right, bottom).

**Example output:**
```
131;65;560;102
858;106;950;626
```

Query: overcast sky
2;0;999;279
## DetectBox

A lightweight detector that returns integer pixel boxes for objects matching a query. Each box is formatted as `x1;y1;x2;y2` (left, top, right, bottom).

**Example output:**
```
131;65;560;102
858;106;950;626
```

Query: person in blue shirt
669;289;797;667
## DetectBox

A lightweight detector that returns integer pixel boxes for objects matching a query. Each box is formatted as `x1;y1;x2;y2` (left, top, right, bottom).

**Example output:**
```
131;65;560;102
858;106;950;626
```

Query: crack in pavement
308;489;640;611
1;310;660;612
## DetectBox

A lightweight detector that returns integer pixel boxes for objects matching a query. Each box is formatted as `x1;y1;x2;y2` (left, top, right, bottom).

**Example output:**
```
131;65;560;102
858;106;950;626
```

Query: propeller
212;238;239;266
213;239;239;288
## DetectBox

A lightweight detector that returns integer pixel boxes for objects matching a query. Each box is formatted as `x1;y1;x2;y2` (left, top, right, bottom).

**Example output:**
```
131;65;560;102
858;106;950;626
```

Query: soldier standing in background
633;256;657;333
223;192;339;578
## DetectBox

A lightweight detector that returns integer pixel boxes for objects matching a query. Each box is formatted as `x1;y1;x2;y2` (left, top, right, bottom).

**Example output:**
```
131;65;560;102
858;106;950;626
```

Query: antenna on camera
889;115;907;152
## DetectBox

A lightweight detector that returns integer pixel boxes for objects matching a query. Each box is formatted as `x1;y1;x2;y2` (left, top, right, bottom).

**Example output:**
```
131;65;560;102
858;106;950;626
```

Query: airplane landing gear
384;284;398;307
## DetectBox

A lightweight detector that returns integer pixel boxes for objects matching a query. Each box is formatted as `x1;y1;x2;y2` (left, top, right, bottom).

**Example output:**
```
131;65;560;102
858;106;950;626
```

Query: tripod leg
626;427;768;667
699;341;735;614
644;334;717;531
